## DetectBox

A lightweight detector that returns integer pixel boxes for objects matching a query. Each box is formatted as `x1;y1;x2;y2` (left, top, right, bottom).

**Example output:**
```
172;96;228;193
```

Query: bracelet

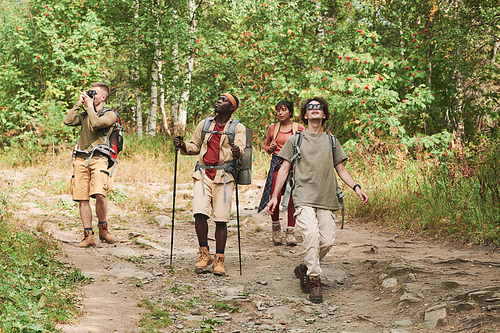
352;184;361;192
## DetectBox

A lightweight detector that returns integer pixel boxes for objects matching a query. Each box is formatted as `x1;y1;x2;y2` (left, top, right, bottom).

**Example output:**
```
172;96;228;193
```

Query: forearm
87;108;115;129
335;162;358;189
270;160;291;199
64;102;83;126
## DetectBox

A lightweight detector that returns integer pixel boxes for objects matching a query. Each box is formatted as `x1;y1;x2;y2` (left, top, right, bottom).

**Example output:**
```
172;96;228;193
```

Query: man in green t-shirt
267;97;368;303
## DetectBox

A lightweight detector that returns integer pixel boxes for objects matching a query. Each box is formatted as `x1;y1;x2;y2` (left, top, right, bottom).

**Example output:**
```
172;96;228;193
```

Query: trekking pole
233;156;242;275
170;144;179;267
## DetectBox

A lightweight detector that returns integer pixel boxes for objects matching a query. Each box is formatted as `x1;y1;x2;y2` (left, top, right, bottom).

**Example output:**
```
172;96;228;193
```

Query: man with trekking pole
173;93;245;276
64;82;118;248
267;97;368;303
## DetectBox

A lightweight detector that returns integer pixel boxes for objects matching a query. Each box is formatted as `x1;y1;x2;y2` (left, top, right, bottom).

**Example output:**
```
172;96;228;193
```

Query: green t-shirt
278;131;348;210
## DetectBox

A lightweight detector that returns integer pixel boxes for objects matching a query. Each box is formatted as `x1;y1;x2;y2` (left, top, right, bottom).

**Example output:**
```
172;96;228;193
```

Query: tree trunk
170;42;180;129
177;0;197;131
159;59;171;135
134;0;143;139
147;0;160;137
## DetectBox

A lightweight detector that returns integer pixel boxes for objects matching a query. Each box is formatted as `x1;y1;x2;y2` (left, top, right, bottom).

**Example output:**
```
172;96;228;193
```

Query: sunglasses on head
306;104;324;110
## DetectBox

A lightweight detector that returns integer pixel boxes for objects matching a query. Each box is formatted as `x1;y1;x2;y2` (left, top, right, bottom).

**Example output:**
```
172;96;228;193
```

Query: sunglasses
306;104;324;110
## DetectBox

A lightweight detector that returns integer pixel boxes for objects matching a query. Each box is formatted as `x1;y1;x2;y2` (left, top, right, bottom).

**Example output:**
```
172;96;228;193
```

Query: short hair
92;82;110;100
300;97;330;125
275;100;294;118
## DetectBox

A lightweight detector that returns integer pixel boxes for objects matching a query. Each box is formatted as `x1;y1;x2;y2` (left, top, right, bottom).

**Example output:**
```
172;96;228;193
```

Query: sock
216;249;224;254
84;227;93;234
98;221;106;226
199;241;209;251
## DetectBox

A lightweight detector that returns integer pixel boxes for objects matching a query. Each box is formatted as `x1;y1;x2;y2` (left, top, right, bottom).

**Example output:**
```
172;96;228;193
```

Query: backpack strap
281;131;302;210
201;117;239;146
272;123;280;141
328;134;345;229
292;122;299;134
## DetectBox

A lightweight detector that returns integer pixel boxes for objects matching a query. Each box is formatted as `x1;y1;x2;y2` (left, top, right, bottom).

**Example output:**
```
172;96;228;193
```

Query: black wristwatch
352;184;361;192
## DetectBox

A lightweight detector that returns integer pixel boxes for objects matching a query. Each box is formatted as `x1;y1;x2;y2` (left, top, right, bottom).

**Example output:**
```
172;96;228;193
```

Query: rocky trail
3;168;500;333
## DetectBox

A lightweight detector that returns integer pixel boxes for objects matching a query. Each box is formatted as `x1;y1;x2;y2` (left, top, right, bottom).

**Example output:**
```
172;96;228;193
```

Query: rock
449;302;475;312
305;317;316;324
191;308;202;315
382;278;398;289
424;304;447;329
154;215;171;226
323;268;347;285
379;273;388;281
135;238;167;251
110;290;118;294
391;329;411;333
400;293;424;303
175;324;184;329
27;188;45;197
407;273;417;281
394;319;412;326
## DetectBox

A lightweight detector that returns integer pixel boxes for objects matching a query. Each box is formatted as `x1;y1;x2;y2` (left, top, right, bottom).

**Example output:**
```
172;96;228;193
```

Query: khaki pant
294;206;336;277
192;177;234;222
71;157;110;201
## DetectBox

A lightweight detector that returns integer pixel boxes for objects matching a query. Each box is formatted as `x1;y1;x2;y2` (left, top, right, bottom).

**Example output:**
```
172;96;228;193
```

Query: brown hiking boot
213;253;225;276
98;222;117;244
272;223;282;245
309;276;323;303
294;264;311;293
75;230;96;248
194;247;213;274
286;227;297;246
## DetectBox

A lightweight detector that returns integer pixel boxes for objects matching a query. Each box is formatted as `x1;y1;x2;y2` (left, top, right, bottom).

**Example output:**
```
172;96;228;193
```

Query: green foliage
199;317;224;333
212;301;240;313
138;299;173;332
348;139;500;244
0;188;90;332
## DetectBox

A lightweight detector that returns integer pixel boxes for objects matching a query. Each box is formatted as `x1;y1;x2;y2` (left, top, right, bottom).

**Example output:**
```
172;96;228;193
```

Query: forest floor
3;167;500;333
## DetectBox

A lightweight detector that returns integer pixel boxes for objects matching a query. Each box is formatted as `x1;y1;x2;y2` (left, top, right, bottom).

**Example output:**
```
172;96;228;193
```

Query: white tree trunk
135;0;143;138
159;58;171;135
177;0;197;131
170;42;179;126
147;0;160;137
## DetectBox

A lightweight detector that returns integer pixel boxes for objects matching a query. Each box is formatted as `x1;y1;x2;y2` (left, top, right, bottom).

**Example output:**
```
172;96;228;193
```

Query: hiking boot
309;276;323;303
75;230;96;248
213;253;225;276
98;222;117;244
272;223;282;245
286;227;297;246
194;247;212;274
294;264;311;293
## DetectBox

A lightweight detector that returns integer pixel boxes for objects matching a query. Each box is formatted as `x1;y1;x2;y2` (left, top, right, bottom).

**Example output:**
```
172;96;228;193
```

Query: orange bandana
222;93;237;109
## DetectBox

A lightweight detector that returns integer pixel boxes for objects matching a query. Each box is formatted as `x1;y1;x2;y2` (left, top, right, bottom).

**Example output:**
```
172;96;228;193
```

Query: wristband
353;184;361;192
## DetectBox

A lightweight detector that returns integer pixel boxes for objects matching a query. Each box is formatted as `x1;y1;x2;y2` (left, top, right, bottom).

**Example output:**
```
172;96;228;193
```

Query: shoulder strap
226;119;240;146
272;122;281;141
292;122;299;134
201;117;214;143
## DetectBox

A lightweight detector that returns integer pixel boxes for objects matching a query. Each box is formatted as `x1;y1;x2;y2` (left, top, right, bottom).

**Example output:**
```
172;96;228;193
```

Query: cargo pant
294;206;337;277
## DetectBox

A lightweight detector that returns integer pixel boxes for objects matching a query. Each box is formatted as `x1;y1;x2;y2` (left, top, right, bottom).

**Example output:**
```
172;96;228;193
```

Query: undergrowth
0;186;90;332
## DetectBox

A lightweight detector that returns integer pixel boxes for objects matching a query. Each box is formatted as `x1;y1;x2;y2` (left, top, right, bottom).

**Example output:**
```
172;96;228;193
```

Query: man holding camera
64;82;118;247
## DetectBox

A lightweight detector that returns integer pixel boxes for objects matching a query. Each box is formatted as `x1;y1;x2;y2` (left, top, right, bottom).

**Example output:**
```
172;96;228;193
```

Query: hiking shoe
194;247;212;274
286;227;297;246
294;264;311;293
213;253;225;276
76;230;96;248
272;223;282;245
309;276;323;303
98;222;117;244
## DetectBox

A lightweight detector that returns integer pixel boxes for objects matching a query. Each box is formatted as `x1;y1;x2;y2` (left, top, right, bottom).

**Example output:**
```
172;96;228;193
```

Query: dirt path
4;168;500;333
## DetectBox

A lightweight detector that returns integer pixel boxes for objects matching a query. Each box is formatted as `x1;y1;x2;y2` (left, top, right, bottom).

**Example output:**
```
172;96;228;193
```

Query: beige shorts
71;157;110;201
192;176;234;222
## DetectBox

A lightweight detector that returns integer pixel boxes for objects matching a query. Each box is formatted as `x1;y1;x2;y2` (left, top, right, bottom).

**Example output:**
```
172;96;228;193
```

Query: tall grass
0;184;90;332
346;139;500;244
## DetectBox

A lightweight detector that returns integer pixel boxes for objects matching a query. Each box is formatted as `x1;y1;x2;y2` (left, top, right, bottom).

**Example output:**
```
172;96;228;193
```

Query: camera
85;90;96;99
